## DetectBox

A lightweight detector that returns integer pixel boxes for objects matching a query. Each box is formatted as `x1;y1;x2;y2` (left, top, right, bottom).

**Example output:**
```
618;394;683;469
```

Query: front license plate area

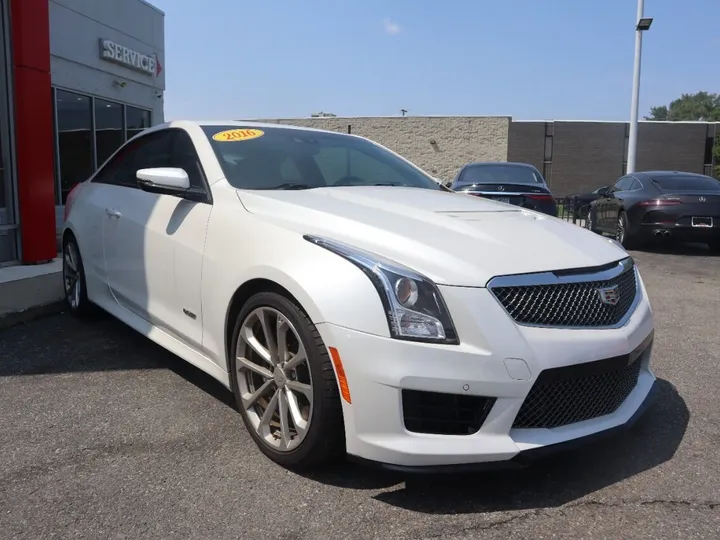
691;216;713;228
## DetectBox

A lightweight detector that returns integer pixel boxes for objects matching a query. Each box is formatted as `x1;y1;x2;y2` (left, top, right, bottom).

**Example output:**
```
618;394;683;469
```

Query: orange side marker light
328;347;352;404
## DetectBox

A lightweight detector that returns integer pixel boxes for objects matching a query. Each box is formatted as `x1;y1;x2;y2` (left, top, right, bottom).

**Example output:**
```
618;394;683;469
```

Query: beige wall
255;116;511;183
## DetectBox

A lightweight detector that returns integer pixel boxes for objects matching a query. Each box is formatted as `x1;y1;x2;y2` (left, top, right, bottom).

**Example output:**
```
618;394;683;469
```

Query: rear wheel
229;292;345;470
616;211;639;249
62;235;93;317
708;239;720;254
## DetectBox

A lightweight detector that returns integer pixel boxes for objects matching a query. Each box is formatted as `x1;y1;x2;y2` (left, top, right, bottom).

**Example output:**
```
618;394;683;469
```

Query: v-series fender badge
99;38;159;77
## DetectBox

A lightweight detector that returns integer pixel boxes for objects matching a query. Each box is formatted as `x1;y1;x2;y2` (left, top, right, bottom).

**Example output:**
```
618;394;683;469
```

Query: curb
0;301;67;330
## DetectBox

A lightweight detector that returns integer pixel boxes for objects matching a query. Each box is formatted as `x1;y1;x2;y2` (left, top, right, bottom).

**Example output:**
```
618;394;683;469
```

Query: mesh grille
402;390;496;436
512;356;642;429
490;265;637;328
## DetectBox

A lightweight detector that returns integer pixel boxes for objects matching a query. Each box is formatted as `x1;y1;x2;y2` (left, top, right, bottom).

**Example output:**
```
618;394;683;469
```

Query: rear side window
650;175;720;192
612;176;634;191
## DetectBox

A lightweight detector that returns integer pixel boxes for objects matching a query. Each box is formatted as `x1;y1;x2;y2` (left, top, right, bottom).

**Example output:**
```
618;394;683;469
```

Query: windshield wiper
261;183;315;190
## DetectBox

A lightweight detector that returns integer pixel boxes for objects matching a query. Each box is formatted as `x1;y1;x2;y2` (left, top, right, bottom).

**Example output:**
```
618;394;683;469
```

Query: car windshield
649;175;720;193
456;164;543;186
201;125;442;190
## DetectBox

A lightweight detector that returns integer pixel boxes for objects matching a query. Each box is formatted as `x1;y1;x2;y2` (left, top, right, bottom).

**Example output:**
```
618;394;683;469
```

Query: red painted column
10;0;56;263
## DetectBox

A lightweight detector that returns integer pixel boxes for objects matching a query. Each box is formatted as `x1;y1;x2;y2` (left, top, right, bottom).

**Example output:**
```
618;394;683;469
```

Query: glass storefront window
52;89;152;206
94;98;124;167
126;106;151;140
56;90;92;204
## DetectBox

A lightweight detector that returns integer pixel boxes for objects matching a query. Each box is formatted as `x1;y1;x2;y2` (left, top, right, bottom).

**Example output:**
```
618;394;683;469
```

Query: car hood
236;186;628;287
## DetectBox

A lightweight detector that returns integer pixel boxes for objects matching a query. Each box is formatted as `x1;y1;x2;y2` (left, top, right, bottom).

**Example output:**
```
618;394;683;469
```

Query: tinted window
200;125;441;190
92;130;175;188
650;175;720;192
456;165;543;186
613;176;634;191
628;178;642;190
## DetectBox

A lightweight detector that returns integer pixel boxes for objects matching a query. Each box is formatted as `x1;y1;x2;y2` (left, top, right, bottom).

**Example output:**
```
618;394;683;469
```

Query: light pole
627;0;653;173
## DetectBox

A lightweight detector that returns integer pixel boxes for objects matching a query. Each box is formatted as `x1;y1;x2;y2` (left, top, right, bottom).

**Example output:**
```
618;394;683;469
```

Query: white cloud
382;19;401;35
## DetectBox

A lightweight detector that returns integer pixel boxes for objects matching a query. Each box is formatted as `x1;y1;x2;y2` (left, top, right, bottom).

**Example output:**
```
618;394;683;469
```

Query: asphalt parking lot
1;245;719;539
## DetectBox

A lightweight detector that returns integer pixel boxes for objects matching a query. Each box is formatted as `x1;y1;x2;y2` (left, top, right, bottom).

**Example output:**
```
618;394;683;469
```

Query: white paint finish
63;119;657;468
238;187;627;287
136;167;190;189
99;186;210;349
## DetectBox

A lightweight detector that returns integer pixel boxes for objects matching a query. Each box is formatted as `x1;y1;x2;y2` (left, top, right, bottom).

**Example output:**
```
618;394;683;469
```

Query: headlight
304;235;459;344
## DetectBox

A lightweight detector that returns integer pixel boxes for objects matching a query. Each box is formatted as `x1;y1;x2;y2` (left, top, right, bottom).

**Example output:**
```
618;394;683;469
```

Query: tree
646;92;720;178
645;91;720;122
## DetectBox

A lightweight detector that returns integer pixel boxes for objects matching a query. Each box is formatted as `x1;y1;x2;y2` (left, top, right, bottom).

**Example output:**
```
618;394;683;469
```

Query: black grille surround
402;390;496;436
488;258;638;328
512;333;652;429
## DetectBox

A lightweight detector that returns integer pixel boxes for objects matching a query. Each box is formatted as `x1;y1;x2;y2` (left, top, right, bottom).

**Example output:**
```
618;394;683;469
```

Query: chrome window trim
486;257;640;330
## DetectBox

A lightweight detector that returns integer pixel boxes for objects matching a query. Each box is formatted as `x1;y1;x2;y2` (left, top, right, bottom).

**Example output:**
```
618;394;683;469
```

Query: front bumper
316;277;656;470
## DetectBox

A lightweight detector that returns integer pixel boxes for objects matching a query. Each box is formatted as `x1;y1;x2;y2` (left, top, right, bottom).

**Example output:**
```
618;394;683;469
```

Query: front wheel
229;292;345;470
585;208;597;233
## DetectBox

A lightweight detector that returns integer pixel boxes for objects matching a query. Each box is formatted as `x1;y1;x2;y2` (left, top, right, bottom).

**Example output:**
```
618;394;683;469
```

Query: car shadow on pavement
304;379;689;514
0;312;238;410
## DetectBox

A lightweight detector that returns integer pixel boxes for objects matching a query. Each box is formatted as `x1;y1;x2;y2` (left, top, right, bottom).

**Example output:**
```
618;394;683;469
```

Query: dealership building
0;0;165;265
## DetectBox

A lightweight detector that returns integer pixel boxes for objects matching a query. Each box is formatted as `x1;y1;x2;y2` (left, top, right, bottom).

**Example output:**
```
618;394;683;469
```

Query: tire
585;208;597;233
708;239;720;254
229;291;345;470
616;211;639;250
62;234;94;317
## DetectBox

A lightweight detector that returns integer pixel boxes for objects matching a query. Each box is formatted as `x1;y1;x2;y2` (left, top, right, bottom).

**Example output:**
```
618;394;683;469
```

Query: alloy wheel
63;241;82;309
235;306;313;452
616;215;625;244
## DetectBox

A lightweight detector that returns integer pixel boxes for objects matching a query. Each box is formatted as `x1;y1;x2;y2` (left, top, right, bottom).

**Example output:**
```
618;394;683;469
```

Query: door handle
106;208;122;218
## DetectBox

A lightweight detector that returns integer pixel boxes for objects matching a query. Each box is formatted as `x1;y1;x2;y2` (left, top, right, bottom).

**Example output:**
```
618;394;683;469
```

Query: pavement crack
568;499;719;510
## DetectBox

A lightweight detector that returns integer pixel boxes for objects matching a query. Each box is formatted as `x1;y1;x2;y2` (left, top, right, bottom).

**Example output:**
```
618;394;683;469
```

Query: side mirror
136;167;206;202
137;167;190;190
597;186;610;195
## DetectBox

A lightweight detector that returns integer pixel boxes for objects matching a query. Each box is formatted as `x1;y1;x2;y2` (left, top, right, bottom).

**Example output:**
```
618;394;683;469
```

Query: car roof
463;161;539;170
632;170;715;181
142;119;348;137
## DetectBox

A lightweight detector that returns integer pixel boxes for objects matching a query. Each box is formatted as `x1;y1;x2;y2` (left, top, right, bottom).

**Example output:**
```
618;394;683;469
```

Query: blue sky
150;0;719;122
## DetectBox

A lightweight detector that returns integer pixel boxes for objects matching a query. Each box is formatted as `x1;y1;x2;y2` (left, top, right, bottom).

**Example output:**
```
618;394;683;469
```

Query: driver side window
92;130;175;188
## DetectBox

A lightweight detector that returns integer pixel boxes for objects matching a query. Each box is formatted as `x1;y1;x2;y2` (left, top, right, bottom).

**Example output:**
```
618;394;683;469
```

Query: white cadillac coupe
62;120;657;472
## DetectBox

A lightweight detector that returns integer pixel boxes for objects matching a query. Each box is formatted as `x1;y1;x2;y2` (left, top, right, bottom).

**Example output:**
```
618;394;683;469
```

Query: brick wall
507;121;546;180
255;116;510;183
253;116;716;196
551;122;627;196
636;122;707;173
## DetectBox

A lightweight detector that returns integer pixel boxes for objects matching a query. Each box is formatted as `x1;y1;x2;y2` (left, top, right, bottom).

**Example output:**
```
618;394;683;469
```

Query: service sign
99;39;161;77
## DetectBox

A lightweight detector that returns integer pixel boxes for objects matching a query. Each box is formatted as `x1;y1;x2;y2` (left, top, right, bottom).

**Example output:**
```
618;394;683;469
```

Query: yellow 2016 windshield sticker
212;128;264;142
